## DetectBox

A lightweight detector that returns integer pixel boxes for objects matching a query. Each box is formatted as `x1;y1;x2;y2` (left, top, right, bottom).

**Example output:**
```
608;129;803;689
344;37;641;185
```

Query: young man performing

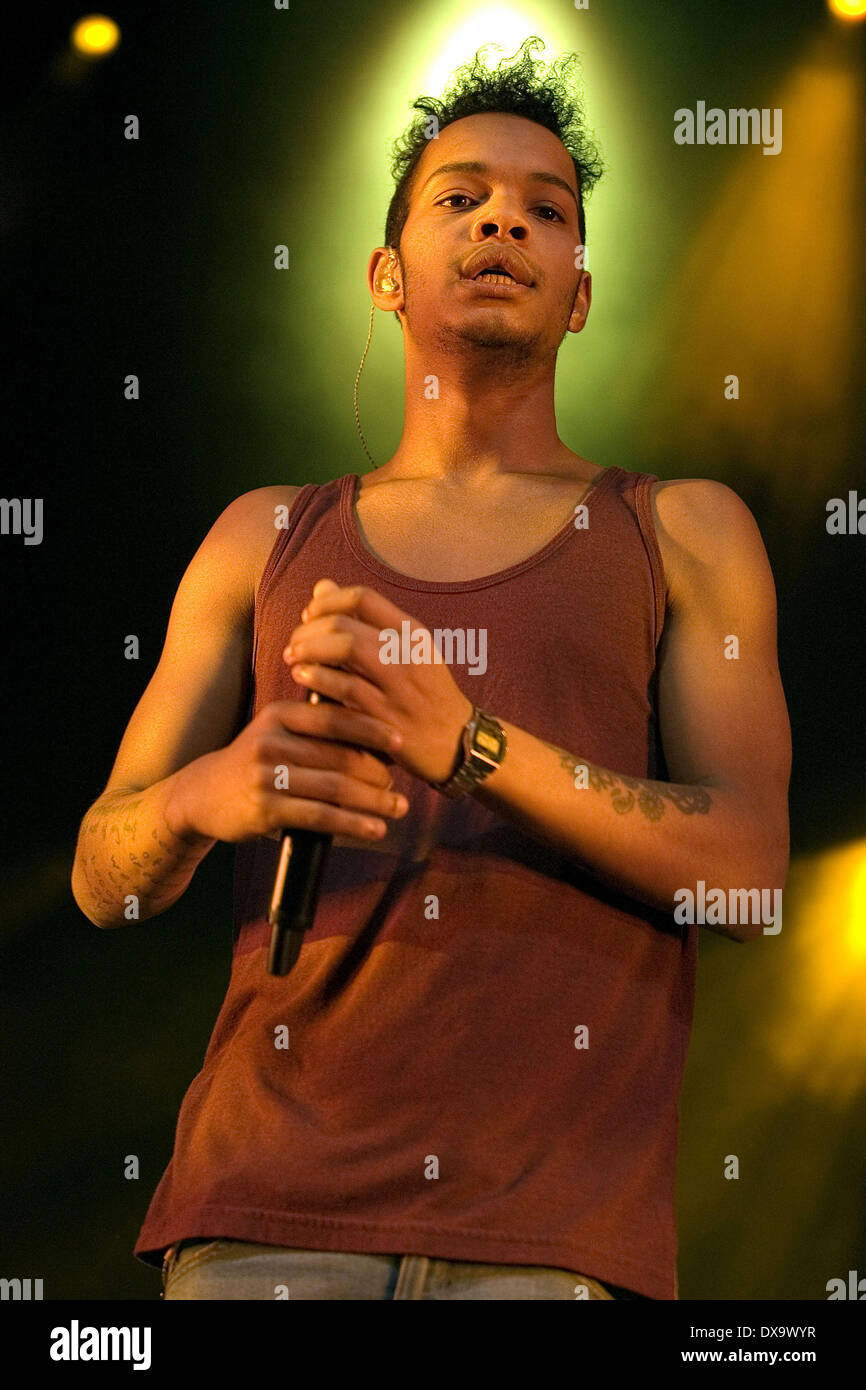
72;40;791;1300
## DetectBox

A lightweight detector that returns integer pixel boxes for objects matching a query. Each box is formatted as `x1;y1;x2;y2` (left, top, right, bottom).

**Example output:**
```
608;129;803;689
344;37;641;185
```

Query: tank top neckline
338;465;624;593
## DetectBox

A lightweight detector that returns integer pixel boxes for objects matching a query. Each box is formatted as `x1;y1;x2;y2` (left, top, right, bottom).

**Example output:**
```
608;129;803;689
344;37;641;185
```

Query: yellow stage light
848;856;866;960
637;34;861;512
829;0;866;21
71;14;120;57
759;840;866;1103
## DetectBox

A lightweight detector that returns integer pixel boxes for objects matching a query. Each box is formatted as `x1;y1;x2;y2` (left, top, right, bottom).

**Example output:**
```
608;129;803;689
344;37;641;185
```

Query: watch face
472;715;505;763
476;727;501;757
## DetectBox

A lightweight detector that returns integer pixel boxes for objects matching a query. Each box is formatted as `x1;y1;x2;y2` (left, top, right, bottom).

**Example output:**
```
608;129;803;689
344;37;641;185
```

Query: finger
290;661;386;715
267;698;402;755
264;801;390;843
286;611;372;656
283;624;382;685
302;583;412;635
284;619;360;664
265;768;407;825
279;733;395;788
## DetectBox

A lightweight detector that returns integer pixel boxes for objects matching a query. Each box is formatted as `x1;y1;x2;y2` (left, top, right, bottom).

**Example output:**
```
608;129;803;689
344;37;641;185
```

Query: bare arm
72;780;217;928
71;488;277;928
72;487;410;929
471;479;792;941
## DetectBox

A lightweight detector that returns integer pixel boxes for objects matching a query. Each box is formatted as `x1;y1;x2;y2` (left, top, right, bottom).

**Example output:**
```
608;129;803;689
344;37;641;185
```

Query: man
71;40;791;1301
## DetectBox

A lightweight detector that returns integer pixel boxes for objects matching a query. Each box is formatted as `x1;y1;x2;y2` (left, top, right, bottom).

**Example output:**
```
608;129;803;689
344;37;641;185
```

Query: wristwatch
431;706;508;800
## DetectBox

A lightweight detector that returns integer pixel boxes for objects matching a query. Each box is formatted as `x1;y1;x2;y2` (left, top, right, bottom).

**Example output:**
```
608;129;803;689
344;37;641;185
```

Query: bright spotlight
828;0;866;21
71;14;121;57
421;7;543;92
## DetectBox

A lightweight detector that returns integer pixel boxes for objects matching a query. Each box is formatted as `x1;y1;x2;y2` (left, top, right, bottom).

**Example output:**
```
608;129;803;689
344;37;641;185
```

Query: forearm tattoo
541;741;712;820
78;794;195;916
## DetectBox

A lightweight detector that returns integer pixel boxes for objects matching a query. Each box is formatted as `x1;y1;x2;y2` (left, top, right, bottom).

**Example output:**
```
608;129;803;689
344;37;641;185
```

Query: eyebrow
420;160;579;209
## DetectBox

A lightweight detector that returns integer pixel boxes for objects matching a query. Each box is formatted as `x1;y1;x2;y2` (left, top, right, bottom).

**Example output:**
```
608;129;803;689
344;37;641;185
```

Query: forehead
411;112;577;198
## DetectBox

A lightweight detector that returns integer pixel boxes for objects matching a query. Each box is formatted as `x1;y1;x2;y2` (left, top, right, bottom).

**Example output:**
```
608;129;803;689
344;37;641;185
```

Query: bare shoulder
203;484;304;607
648;477;772;607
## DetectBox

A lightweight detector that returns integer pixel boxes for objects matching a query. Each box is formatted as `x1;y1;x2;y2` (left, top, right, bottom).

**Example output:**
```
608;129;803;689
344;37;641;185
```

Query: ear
368;246;405;314
566;270;592;335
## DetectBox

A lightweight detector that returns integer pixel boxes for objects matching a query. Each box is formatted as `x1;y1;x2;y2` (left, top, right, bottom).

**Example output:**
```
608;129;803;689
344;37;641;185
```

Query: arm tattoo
78;793;200;916
541;741;712;820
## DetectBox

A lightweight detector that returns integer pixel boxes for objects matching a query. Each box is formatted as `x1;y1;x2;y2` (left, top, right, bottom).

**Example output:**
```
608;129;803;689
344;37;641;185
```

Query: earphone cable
353;303;377;469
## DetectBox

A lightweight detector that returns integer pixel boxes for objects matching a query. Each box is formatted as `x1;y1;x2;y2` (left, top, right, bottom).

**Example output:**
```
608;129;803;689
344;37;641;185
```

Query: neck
382;338;574;484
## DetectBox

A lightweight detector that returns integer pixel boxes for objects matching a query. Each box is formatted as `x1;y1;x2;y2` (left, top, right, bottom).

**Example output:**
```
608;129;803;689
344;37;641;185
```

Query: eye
437;194;564;222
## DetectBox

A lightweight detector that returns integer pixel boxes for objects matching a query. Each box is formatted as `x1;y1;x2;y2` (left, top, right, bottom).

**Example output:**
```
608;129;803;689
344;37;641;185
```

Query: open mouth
474;267;516;284
464;266;529;289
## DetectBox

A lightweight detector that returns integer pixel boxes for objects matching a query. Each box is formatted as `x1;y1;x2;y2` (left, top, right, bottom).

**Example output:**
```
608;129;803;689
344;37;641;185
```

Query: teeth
475;271;516;284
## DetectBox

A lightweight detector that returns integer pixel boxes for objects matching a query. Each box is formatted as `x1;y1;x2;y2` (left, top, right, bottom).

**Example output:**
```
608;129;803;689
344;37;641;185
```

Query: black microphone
266;687;337;976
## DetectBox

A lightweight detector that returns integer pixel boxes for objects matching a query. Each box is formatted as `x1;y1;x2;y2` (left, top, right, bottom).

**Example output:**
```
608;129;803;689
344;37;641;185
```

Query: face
370;112;592;366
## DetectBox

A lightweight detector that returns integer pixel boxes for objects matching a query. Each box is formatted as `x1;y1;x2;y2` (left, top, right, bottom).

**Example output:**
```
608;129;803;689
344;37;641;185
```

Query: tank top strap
629;471;666;651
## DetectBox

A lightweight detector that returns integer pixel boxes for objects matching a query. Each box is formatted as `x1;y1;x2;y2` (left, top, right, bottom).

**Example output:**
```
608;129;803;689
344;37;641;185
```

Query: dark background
1;0;864;1298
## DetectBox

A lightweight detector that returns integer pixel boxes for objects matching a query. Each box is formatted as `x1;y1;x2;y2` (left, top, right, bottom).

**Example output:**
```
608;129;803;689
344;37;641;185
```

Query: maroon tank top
134;465;697;1300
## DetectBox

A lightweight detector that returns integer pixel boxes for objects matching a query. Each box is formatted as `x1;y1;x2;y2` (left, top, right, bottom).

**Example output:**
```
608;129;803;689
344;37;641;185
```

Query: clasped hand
284;579;473;786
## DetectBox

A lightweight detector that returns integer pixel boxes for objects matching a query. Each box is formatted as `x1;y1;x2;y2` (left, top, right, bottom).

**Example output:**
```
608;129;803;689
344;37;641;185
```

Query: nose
469;196;530;243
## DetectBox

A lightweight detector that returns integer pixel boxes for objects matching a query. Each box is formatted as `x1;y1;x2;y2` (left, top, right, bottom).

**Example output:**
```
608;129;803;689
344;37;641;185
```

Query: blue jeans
161;1239;636;1300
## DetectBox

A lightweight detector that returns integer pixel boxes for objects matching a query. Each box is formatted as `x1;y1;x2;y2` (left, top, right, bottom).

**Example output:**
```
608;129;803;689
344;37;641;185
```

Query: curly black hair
384;37;604;252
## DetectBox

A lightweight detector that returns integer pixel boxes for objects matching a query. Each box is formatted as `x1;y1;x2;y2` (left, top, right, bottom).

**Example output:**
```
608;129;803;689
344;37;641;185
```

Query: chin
452;321;543;354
